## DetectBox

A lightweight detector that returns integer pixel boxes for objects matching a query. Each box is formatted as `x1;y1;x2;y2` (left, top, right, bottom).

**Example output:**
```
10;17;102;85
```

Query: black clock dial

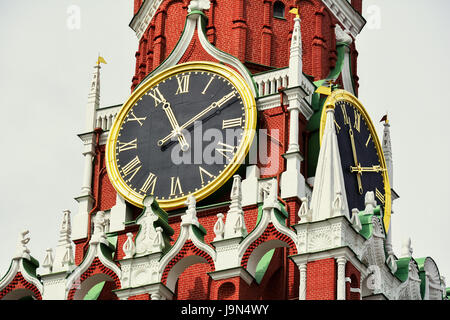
334;100;387;213
114;70;246;202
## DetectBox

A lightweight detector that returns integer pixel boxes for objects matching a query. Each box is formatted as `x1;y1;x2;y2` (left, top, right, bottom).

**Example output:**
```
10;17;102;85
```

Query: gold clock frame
319;89;392;232
106;61;257;210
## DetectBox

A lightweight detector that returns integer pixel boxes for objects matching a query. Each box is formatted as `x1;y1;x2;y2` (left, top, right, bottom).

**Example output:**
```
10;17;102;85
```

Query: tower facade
1;0;448;301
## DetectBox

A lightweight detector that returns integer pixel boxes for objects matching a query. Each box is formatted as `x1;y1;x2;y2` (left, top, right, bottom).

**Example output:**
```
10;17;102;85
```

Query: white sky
0;0;449;288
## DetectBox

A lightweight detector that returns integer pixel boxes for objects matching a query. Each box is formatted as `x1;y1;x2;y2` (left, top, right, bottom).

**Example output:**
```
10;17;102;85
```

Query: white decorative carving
181;195;199;227
335;24;353;45
213;213;225;241
14;230;31;259
350;208;362;232
91;211;108;244
42;248;54;273
224;175;247;239
364;191;377;214
298;197;312;223
123;232;136;259
188;0;210;12
401;238;413;258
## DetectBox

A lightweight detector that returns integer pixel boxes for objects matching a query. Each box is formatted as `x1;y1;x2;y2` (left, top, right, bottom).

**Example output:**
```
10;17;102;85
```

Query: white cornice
130;0;165;40
321;0;366;38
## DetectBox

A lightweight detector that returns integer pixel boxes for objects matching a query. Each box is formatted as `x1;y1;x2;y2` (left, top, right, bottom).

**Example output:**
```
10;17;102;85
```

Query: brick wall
306;258;336;300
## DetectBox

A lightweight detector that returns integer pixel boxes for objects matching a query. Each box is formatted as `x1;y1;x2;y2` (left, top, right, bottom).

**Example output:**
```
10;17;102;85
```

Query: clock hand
350;165;387;174
348;127;364;195
161;101;190;152
158;91;237;147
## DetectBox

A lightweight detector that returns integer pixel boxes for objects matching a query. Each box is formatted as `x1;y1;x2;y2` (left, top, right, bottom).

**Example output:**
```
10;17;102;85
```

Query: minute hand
157;92;236;147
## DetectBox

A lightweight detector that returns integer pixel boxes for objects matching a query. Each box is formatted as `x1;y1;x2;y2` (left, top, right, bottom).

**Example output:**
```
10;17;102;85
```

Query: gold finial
289;7;300;18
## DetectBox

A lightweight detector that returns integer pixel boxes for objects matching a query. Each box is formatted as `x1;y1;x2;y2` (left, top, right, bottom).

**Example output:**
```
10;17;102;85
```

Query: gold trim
105;61;257;210
319;90;392;232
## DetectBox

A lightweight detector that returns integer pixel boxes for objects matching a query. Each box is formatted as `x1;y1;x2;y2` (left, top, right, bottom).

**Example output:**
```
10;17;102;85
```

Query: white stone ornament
213;213;225;241
262;179;280;210
14;230;31;259
123;232;136;259
401;238;413;258
335;24;353;45
187;0;210;12
364;191;377;214
181;195;199;227
62;244;74;267
332;191;345;216
135;205;160;256
298;197;312;223
350;208;362;232
91;211;108;243
153;227;165;252
42;248;54;273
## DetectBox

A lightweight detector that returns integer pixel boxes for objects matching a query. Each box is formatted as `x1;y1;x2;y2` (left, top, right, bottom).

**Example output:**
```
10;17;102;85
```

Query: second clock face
333;100;387;214
108;63;256;209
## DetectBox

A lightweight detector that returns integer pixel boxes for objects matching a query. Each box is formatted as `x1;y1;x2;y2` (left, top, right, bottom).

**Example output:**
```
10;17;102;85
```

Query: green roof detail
255;249;275;284
394;257;413;283
83;281;105;300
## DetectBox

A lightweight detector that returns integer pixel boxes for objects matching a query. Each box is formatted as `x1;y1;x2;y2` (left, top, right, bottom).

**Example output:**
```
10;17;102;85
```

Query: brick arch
241;223;297;277
67;257;121;300
161;240;215;294
0;273;42;300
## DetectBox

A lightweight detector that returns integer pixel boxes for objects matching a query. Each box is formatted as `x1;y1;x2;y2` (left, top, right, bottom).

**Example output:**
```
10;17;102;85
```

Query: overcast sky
1;0;449;288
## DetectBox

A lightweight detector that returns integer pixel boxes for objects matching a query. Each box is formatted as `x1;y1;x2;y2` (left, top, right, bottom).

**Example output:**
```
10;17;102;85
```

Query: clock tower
1;0;448;301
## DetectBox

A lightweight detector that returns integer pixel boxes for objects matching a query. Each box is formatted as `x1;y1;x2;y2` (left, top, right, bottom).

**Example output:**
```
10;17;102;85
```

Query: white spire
310;105;349;221
52;210;74;273
85;63;101;132
223;175;247;238
288;15;303;87
382;119;393;187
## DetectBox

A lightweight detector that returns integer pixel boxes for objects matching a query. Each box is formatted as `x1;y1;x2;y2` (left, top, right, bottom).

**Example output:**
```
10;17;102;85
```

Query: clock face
106;62;256;209
320;90;391;231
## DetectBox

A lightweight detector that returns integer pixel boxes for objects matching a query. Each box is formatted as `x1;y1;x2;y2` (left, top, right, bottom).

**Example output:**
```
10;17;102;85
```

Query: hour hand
161;101;189;152
350;165;386;174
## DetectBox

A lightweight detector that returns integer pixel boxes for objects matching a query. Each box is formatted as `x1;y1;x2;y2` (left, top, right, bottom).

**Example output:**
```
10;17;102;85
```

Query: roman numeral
199;166;215;185
118;138;137;153
148;87;165;107
341;104;349;125
215;142;235;161
175;74;190;95
375;188;385;205
121;156;142;182
126;111;147;126
140;172;157;194
354;110;361;132
170;177;183;196
202;76;215;95
222;118;242;129
365;135;372;148
334;120;341;134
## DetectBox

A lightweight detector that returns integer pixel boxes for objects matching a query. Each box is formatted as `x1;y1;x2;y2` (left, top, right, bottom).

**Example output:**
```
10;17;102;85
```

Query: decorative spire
213;213;225;241
85;58;103;132
364;191;377;214
381;114;393;187
288;8;303;87
50;210;75;273
401;238;413;258
310;105;349;221
223;175;247;238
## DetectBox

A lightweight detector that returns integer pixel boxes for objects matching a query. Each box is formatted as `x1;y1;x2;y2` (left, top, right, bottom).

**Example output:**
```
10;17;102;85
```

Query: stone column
299;263;307;300
336;257;347;300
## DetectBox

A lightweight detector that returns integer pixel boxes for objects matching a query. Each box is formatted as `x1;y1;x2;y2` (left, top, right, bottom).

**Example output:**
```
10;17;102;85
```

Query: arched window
273;1;285;19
